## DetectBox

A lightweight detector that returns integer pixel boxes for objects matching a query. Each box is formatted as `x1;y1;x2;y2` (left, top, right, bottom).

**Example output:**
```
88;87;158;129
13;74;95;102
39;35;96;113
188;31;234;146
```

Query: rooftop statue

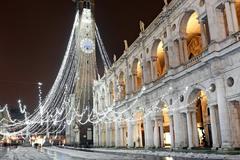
124;40;128;50
164;0;168;6
139;20;145;32
113;54;117;62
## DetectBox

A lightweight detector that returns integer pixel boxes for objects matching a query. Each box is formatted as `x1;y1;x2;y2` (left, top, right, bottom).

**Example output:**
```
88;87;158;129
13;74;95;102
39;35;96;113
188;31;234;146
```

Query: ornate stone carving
187;36;202;58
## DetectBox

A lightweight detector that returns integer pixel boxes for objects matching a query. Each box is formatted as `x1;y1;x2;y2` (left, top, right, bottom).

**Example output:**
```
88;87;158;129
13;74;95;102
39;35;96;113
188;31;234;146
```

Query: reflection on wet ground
44;148;207;160
0;146;17;159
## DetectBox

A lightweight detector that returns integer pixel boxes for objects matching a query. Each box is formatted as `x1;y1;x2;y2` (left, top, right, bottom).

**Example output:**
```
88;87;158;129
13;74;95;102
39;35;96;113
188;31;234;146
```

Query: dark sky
0;0;164;112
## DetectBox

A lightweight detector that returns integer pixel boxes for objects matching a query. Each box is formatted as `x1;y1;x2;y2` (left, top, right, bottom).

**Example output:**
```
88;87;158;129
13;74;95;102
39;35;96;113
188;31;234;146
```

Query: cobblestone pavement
1;147;50;160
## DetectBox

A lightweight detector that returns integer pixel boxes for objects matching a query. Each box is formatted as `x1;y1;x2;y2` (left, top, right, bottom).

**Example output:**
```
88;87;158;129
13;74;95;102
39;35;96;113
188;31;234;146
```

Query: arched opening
109;81;114;104
181;11;204;60
132;59;142;92
158;103;171;148
134;112;145;148
195;91;211;147
157;42;167;77
151;40;167;78
188;89;213;148
119;72;126;100
236;0;240;28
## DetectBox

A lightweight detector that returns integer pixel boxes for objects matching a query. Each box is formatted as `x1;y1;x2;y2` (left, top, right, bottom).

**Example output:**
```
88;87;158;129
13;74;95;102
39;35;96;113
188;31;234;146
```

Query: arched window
132;59;142;92
185;11;203;59
180;11;211;61
151;40;167;79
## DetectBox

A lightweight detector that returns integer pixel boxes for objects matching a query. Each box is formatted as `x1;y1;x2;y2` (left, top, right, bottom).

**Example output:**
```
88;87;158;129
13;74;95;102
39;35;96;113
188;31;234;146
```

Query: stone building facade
93;0;240;150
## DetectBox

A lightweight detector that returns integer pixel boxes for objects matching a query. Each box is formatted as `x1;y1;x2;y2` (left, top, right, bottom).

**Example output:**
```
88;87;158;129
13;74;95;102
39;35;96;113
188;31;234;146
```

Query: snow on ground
84;148;240;160
44;147;135;160
1;146;239;160
1;147;51;160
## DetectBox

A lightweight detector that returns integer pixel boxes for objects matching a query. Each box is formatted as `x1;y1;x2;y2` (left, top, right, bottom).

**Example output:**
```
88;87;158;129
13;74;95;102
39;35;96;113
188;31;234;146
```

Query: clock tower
66;0;96;146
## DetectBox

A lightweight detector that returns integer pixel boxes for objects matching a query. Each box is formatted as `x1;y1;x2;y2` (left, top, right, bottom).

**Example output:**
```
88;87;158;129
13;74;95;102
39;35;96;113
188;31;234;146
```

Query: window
87;128;92;140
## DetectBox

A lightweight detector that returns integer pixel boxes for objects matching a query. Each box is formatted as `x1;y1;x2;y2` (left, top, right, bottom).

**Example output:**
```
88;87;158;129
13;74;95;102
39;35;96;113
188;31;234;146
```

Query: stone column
216;77;232;148
182;37;189;62
138;122;142;147
142;62;148;84
109;124;113;147
120;124;124;147
127;121;134;148
178;38;188;64
230;1;239;32
99;124;103;146
209;105;220;149
200;20;208;49
106;123;110;147
132;121;137;147
187;112;193;149
225;1;235;34
151;60;157;81
115;121;120;147
125;60;130;96
169;115;175;148
173;112;181;148
93;124;99;147
159;119;164;148
145;114;154;148
192;112;199;147
132;74;136;92
153;119;160;148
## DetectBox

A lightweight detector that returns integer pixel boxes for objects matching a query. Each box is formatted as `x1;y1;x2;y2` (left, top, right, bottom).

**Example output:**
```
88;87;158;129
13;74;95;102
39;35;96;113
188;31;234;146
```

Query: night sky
0;0;164;112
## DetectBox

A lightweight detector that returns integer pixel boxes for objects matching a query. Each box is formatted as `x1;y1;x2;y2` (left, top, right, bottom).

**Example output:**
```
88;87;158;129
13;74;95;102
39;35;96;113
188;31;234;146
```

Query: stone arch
179;10;207;60
151;39;168;78
109;81;114;104
118;71;126;100
158;100;171;148
187;88;214;148
132;58;142;91
134;111;145;148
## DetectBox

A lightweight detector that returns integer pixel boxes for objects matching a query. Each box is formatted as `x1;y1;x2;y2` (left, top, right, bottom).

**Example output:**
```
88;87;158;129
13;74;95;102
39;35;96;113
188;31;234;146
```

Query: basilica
93;0;240;150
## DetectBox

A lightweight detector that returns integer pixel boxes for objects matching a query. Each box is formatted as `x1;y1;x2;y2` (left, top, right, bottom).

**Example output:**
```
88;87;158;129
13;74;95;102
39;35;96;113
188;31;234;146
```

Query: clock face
80;38;95;54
